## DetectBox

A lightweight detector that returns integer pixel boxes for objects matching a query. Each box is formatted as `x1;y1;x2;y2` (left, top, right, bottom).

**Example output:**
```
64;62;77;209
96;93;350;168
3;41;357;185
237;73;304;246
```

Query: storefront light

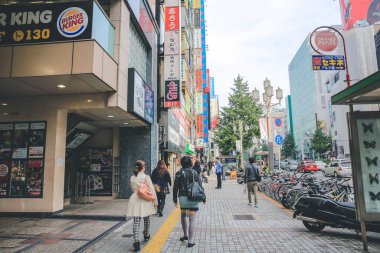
0;103;7;106
57;84;67;89
87;99;93;103
3;112;8;115
107;115;115;118
123;122;129;125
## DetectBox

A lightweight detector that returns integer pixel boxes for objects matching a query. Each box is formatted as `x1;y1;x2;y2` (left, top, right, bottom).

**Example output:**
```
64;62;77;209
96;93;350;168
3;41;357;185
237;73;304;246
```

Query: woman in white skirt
126;160;157;252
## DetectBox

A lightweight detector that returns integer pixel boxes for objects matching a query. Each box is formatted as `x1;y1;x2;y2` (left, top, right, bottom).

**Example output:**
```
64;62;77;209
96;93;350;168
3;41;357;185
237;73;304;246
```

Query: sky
205;0;342;108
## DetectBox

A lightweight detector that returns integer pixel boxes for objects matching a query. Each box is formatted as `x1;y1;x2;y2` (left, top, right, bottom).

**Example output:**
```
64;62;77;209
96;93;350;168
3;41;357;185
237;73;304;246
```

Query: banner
165;6;179;31
259;118;268;141
196;116;204;138
312;55;345;70
340;0;380;30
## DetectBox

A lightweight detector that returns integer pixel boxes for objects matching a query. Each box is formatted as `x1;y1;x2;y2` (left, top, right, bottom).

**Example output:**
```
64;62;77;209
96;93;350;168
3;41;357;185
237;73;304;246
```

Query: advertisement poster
0;124;13;159
145;84;154;124
10;159;27;197
357;118;380;213
79;149;113;196
0;121;46;198
26;160;43;197
84;172;112;196
0;161;11;197
340;0;380;30
13;123;29;147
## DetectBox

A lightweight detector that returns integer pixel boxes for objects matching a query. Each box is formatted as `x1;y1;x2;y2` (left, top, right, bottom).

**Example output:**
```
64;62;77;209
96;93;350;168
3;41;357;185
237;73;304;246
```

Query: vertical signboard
164;1;181;108
210;77;215;98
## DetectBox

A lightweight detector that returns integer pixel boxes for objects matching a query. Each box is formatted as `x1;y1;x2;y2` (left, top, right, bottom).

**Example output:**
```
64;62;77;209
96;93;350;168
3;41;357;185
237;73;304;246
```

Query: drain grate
233;215;255;220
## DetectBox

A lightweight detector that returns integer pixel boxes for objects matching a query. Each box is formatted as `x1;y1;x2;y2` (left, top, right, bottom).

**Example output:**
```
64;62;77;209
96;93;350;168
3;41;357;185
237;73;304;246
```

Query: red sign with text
165;7;180;31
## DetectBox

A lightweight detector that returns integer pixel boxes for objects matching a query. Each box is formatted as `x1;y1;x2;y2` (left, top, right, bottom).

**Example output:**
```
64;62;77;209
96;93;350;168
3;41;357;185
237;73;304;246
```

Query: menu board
79;148;113;196
357;118;380;213
0;122;46;198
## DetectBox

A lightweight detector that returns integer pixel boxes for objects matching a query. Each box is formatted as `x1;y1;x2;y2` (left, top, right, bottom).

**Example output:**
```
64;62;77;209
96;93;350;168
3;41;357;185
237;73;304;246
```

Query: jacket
173;167;203;204
151;168;172;189
245;163;259;183
126;172;158;217
192;165;201;174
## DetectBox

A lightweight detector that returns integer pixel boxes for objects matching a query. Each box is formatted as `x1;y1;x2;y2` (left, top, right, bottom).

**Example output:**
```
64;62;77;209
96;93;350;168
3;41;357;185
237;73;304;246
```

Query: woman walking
173;156;206;248
151;160;172;217
126;160;157;252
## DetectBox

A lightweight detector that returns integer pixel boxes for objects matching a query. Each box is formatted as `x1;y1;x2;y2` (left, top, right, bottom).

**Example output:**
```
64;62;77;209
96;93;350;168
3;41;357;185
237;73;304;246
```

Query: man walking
245;157;260;207
215;157;222;189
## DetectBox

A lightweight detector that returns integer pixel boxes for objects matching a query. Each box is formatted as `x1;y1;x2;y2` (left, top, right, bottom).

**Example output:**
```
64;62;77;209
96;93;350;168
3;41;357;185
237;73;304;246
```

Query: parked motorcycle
293;195;380;233
237;168;245;184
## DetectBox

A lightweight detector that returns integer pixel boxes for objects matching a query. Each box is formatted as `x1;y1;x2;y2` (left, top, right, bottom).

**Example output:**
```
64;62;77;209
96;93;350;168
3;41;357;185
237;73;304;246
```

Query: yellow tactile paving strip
258;191;294;217
141;207;181;253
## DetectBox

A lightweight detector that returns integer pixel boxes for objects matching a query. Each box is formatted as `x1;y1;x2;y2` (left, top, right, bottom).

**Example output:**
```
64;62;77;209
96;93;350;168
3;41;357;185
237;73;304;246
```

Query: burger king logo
57;7;88;38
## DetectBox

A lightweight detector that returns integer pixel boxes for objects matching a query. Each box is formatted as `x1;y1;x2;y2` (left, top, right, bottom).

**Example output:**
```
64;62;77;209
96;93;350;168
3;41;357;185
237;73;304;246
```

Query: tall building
0;0;160;213
288;35;331;159
326;25;380;158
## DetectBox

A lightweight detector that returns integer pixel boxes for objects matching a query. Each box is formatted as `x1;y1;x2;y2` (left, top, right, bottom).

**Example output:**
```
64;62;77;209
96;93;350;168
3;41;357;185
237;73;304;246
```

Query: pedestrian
126;160;158;252
215;157;222;189
151;160;172;217
173;156;206;248
192;160;202;174
245;157;260;207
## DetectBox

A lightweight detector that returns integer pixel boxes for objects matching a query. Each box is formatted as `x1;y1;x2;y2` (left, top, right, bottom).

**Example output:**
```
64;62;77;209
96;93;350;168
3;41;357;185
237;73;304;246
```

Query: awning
331;70;380;105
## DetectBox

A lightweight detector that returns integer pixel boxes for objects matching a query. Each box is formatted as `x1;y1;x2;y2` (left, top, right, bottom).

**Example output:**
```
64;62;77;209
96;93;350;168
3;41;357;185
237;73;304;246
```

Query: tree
310;126;332;159
282;134;296;159
214;75;262;155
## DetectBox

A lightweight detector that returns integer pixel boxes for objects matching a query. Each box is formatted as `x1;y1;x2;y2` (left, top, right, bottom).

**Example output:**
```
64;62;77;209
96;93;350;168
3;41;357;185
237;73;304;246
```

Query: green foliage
283;134;296;159
310;126;332;158
214;75;263;155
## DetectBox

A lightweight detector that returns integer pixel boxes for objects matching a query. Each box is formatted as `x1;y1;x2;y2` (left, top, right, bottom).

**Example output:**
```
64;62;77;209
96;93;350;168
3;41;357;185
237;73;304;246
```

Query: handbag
137;176;156;202
153;184;161;192
255;166;262;183
186;170;206;202
163;186;170;194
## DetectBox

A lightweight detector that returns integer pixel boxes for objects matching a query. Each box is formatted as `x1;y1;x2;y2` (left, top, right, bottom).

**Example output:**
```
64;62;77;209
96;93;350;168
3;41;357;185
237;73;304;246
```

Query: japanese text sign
312;55;345;71
164;80;180;108
165;6;179;31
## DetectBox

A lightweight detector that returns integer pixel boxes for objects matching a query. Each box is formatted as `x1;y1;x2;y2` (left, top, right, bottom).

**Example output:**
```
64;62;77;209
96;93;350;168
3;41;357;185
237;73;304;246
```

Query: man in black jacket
245;157;260;207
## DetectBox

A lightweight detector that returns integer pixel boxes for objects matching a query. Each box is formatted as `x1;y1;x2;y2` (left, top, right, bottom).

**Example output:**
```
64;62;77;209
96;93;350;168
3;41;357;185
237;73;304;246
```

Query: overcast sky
205;0;342;108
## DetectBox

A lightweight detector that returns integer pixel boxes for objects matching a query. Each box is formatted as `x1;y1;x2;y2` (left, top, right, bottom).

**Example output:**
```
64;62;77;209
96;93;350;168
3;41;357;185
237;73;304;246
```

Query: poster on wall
356;117;380;214
0;160;11;197
145;84;154;124
10;159;27;197
80;148;113;196
26;160;43;197
0;124;13;159
0;121;46;198
340;0;380;30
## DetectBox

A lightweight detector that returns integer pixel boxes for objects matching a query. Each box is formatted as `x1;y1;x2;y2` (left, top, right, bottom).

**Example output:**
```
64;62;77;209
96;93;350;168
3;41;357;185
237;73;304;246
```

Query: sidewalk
85;178;380;253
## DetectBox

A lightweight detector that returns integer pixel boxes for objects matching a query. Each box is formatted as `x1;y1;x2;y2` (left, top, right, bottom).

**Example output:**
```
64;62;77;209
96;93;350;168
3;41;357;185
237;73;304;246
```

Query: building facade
288;35;331;160
0;0;160;213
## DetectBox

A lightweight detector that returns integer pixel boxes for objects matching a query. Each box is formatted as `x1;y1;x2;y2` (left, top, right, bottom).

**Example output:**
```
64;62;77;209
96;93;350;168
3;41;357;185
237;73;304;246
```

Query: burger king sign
57;7;88;38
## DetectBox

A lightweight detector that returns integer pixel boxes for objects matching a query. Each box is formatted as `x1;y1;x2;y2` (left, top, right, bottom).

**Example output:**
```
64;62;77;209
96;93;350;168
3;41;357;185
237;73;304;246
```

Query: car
315;161;327;171
280;161;288;169
324;161;352;177
285;161;298;171
297;161;318;173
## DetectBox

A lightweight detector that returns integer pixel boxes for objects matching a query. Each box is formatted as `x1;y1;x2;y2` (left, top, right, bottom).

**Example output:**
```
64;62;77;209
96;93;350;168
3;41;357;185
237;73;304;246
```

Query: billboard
340;0;380;30
312;55;346;70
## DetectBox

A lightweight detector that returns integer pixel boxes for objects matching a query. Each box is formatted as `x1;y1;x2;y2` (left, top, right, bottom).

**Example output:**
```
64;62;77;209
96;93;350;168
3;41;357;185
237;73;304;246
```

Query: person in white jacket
126;160;158;252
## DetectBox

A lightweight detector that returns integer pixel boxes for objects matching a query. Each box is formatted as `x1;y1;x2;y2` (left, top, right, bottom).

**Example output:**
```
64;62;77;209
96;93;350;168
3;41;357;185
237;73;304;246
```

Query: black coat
173;167;203;204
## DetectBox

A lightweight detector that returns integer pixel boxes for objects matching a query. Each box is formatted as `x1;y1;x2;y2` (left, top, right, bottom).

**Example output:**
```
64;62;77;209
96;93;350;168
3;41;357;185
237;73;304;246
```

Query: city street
1;178;380;253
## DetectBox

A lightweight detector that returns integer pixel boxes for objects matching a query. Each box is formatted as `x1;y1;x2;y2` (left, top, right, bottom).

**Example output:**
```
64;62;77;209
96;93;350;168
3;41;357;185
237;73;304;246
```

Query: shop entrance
64;113;114;205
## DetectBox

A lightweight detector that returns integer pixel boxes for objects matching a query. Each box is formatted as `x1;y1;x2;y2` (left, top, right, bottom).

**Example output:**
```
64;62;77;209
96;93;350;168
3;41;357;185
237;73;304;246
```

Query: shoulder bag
137;176;156;202
254;165;262;182
186;170;206;202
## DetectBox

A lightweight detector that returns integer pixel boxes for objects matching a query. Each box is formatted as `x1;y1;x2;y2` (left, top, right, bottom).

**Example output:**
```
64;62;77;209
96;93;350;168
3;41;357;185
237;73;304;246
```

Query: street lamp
251;78;283;171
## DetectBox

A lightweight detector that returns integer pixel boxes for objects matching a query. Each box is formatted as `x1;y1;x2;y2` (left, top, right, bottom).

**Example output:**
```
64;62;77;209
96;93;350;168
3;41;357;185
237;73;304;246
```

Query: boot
133;241;140;252
144;234;150;242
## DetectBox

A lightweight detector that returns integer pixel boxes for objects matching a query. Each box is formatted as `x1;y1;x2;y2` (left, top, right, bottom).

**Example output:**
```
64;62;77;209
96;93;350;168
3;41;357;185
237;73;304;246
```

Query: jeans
157;191;166;213
247;181;258;204
217;173;222;188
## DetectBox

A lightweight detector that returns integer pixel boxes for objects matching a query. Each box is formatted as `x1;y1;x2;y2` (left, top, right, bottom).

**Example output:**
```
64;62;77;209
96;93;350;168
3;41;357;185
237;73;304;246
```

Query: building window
128;23;150;83
334;72;340;83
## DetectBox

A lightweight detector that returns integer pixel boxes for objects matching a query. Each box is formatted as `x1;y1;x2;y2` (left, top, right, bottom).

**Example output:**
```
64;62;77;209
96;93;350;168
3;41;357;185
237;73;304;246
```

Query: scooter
293;195;380;233
237;169;245;184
